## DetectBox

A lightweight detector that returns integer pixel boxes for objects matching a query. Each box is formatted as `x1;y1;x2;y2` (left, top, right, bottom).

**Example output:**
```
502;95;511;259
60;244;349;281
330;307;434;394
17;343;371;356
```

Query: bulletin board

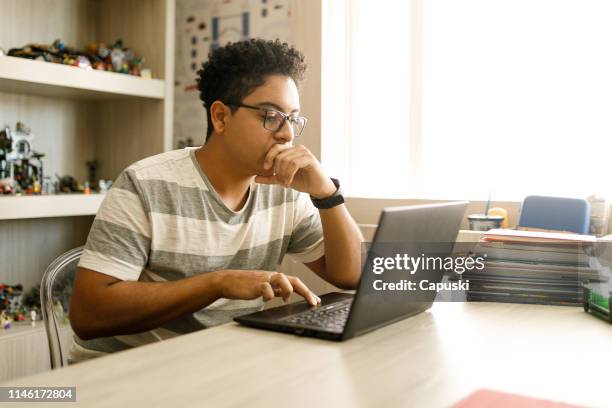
174;0;294;148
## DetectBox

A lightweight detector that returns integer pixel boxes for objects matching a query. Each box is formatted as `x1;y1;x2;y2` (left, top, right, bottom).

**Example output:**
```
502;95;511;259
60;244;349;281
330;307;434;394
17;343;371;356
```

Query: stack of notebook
458;229;610;306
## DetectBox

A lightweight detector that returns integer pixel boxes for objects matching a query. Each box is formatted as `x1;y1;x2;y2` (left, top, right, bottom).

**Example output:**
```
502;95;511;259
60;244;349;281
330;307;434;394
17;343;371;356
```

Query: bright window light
322;0;412;197
323;0;612;201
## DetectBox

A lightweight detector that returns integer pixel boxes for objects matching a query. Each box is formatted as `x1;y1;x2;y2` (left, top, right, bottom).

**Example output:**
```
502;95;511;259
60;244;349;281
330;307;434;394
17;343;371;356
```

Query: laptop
234;201;468;341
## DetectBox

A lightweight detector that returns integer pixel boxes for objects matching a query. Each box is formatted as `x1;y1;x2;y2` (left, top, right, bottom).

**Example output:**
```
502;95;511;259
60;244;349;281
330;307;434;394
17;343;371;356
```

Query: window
322;0;612;201
322;0;413;197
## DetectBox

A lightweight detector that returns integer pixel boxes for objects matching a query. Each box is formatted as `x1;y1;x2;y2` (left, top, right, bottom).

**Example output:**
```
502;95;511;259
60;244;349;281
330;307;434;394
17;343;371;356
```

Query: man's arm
70;267;221;339
70;268;320;340
255;144;364;290
70;167;322;340
304;204;364;289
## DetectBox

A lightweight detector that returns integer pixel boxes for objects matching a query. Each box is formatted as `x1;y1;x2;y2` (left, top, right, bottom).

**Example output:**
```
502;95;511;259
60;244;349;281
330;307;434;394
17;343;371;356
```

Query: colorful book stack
460;229;610;306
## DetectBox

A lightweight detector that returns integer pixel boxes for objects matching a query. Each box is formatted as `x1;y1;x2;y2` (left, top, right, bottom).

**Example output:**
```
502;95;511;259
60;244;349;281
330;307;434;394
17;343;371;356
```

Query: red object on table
453;389;582;408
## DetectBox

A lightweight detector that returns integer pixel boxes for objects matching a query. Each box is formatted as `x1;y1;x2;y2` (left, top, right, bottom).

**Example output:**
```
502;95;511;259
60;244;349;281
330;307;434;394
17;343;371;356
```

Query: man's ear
210;101;230;134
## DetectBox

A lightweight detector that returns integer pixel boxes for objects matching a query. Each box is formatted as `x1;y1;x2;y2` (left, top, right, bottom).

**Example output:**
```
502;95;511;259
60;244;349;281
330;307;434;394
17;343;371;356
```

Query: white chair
40;246;83;369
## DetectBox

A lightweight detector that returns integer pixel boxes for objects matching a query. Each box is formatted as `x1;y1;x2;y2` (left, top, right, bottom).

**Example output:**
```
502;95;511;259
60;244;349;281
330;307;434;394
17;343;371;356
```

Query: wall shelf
0;56;165;100
0;194;105;220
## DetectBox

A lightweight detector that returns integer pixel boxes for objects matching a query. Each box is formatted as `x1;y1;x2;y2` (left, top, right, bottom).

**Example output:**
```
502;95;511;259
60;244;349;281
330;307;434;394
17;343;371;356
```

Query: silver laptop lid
342;201;468;339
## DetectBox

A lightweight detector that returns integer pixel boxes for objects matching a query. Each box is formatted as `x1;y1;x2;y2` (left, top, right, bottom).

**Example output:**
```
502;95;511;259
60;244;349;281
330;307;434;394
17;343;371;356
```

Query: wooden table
1;302;610;407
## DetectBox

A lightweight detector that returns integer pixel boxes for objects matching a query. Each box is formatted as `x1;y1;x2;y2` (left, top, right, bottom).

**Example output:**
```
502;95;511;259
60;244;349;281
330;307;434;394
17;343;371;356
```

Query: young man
69;39;363;359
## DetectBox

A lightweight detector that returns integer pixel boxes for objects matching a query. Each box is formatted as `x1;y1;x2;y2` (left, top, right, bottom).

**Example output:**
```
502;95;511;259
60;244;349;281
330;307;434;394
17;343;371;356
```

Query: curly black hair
197;38;307;141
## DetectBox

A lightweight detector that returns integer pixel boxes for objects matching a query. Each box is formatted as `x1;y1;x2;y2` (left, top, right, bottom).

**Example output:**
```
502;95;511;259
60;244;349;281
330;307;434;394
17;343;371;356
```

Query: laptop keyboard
282;301;352;332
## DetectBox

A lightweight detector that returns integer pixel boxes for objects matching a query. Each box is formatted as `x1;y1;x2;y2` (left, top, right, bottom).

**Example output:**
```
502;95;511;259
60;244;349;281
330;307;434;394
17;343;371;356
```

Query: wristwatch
310;178;344;209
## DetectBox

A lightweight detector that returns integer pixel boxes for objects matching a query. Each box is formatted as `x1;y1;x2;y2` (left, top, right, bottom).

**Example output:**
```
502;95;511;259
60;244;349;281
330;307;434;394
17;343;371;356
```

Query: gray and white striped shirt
75;147;324;354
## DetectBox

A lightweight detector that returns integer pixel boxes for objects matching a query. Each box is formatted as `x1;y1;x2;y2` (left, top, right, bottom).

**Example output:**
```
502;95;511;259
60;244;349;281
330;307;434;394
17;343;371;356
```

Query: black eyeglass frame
223;101;308;137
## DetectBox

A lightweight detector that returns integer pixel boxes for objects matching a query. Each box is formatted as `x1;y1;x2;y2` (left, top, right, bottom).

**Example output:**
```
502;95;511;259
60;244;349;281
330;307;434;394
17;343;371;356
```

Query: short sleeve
78;170;151;281
286;192;325;263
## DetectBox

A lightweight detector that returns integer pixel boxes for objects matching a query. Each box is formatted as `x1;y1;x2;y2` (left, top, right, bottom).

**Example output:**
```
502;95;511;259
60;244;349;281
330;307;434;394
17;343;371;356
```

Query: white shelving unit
0;0;175;216
0;0;176;381
0;56;165;100
0;194;105;220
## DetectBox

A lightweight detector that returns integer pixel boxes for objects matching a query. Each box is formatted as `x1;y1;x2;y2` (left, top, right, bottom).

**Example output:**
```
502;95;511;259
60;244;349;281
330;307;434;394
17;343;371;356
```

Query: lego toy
99;179;113;193
0;284;23;313
0;311;11;330
42;176;55;194
1;122;110;196
8;38;152;78
22;285;42;319
0;284;43;327
0;122;45;195
86;160;98;189
56;174;84;193
0;284;25;329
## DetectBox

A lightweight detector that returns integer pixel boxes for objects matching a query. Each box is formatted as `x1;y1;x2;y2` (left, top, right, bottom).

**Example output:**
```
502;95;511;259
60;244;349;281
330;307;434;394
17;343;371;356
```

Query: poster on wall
174;0;294;149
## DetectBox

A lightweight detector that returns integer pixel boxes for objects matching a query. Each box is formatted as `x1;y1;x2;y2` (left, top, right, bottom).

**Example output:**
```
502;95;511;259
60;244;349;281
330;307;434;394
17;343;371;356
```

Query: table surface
2;301;611;408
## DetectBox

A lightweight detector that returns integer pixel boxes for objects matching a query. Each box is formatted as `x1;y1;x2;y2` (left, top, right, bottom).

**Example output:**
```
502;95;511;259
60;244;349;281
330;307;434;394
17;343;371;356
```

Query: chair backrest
40;246;83;369
518;195;591;234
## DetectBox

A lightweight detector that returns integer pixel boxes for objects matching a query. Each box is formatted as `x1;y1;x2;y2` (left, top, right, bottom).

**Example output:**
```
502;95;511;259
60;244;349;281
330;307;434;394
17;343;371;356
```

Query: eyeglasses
224;102;308;137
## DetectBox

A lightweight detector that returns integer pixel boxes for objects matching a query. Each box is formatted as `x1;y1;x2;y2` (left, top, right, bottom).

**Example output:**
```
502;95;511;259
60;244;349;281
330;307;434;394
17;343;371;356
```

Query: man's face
222;74;301;176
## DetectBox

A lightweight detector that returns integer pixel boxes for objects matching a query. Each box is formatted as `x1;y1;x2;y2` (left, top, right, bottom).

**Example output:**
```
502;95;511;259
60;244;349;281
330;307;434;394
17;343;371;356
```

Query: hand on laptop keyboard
284;302;351;331
217;270;322;306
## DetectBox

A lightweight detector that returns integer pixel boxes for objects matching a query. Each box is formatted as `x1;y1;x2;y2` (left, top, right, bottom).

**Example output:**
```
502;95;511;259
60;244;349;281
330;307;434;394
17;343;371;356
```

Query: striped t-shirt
74;147;324;354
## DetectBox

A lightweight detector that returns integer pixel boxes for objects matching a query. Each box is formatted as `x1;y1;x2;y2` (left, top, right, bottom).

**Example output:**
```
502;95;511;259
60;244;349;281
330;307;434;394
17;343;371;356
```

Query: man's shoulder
123;149;204;188
127;149;192;173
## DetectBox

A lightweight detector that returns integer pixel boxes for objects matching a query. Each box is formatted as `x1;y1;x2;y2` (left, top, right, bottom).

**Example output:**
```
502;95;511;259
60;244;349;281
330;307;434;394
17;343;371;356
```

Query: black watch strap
310;178;344;209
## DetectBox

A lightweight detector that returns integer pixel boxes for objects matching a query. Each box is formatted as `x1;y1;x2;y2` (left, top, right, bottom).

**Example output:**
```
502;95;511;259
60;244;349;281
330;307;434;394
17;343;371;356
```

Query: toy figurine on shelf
0;311;11;330
9;38;151;78
8;41;59;63
85;39;151;78
85;160;112;193
0;284;25;327
8;39;89;68
0;283;44;326
23;285;42;322
0;178;14;194
56;174;84;193
14;311;26;322
0;125;12;179
86;160;99;190
42;175;55;195
99;179;112;193
0;126;14;183
0;122;45;195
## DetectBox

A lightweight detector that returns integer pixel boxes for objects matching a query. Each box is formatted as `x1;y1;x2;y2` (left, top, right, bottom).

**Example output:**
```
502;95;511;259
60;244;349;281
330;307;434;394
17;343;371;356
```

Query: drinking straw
484;189;491;216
